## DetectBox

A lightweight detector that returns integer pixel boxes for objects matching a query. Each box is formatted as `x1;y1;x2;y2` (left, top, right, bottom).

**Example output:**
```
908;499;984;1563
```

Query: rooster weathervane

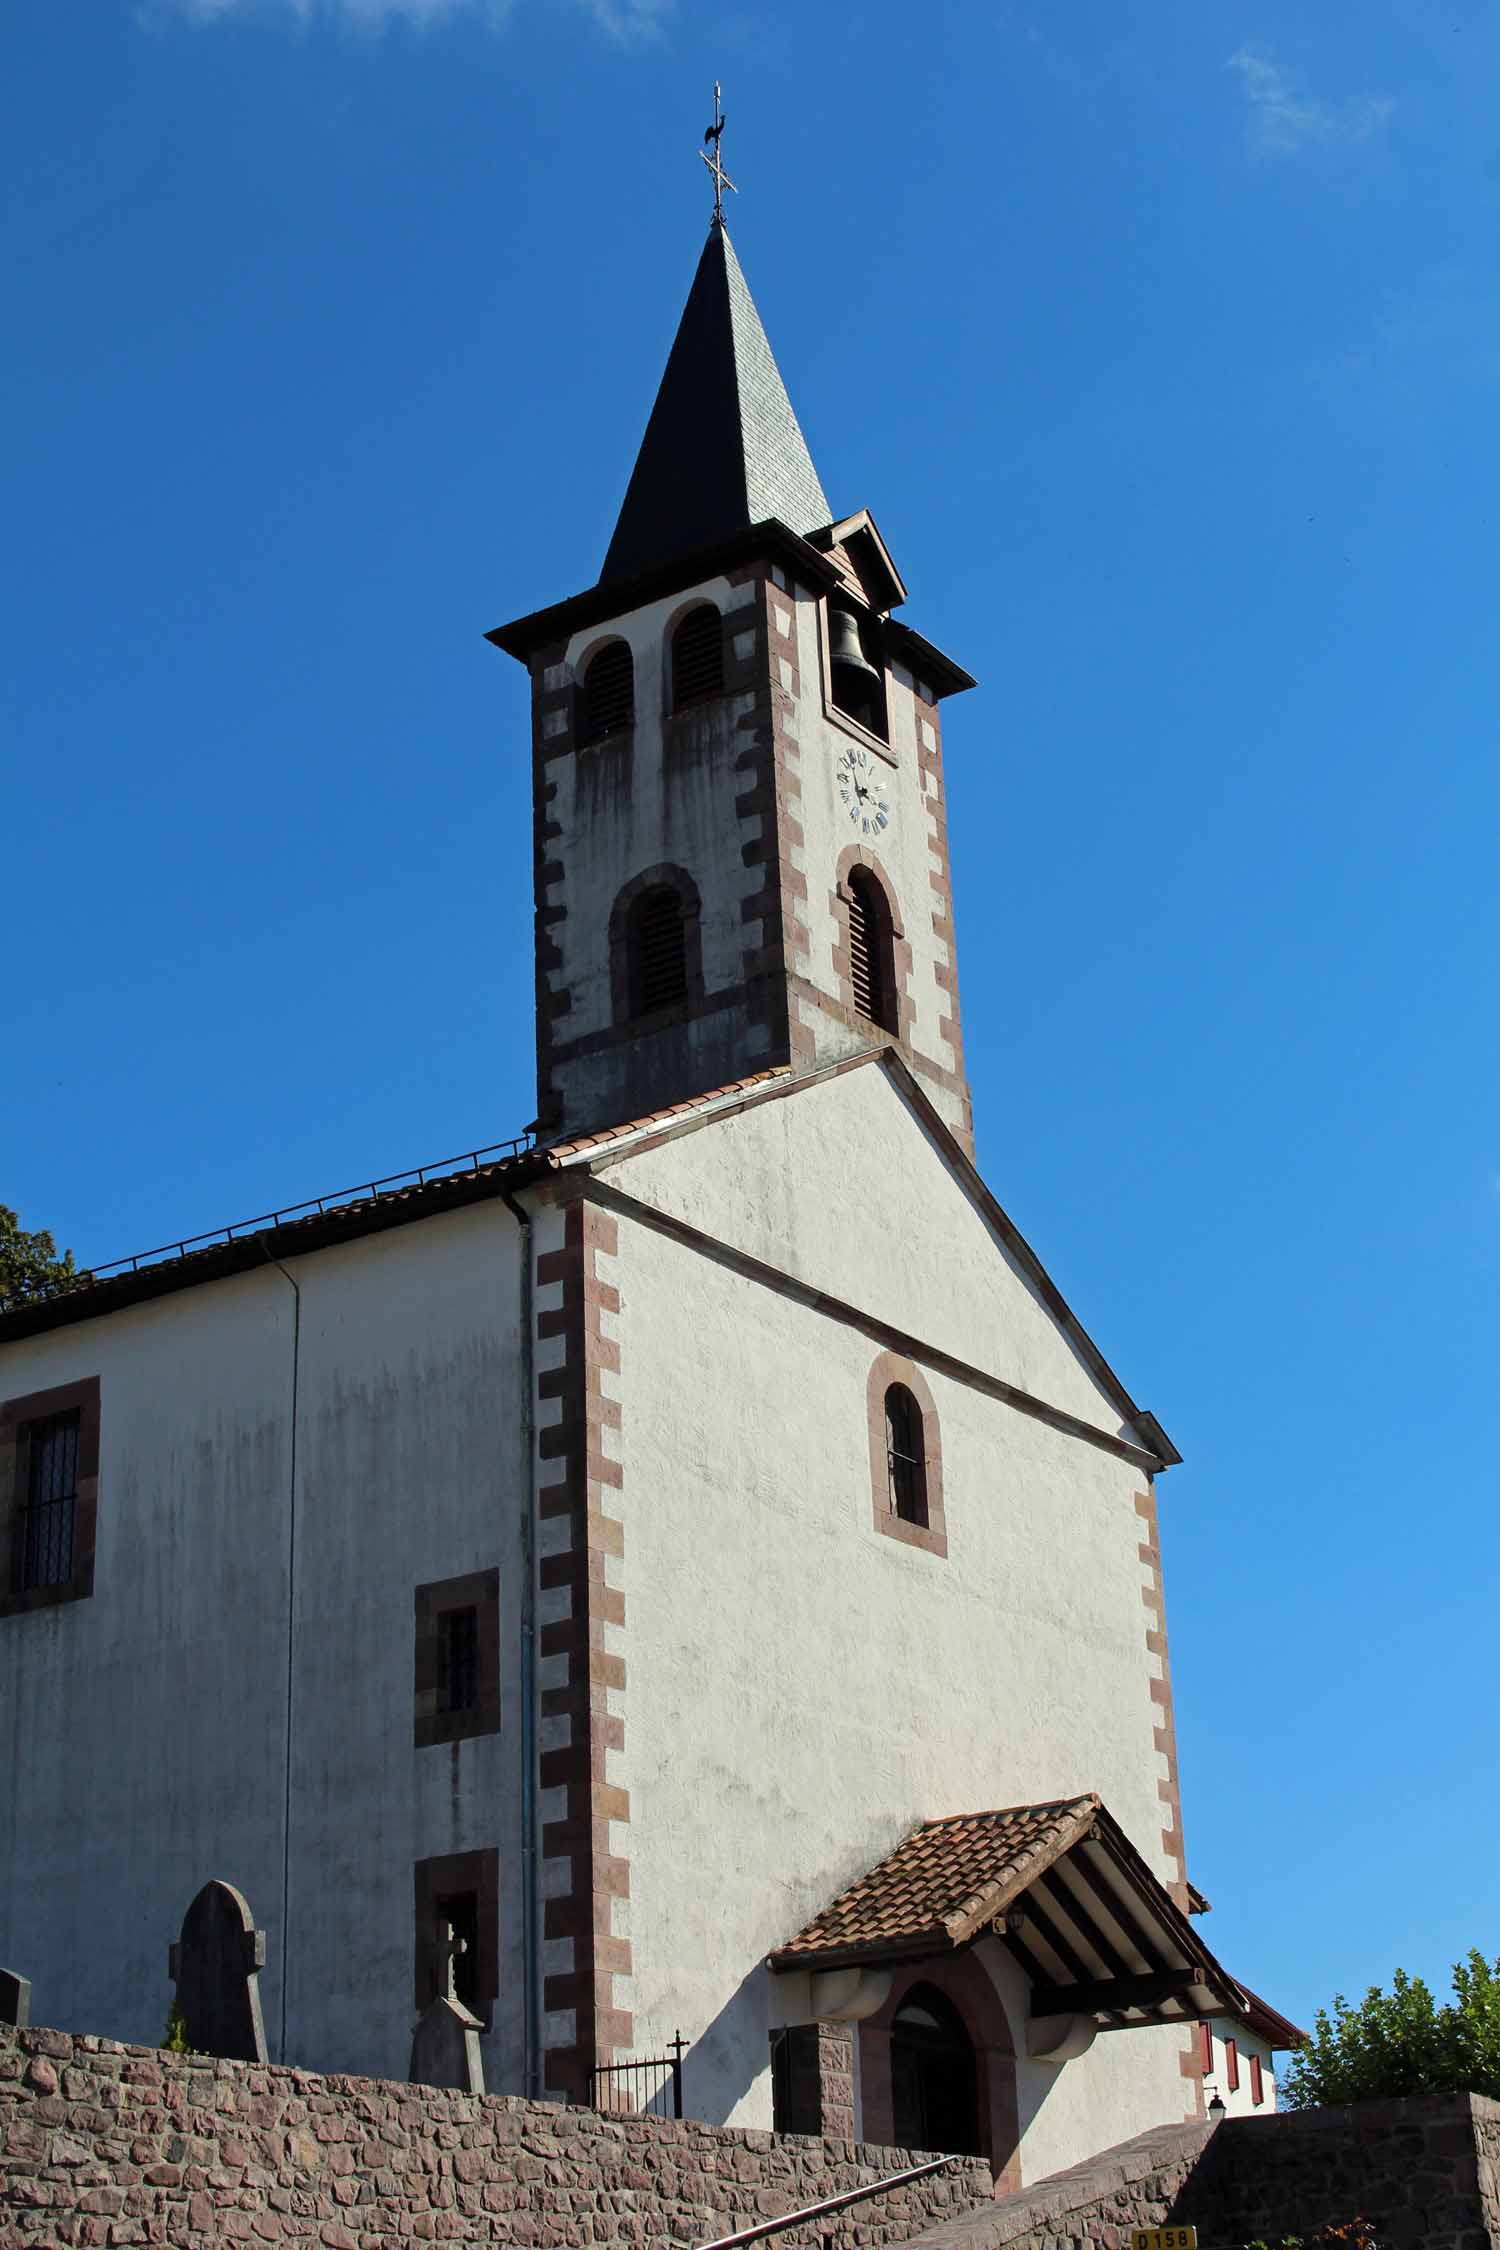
701;84;737;225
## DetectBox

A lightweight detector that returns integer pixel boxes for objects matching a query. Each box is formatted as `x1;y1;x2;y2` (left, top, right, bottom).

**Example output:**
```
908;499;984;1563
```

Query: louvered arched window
671;605;724;710
848;868;896;1033
885;1385;927;1527
578;640;634;746
628;885;688;1017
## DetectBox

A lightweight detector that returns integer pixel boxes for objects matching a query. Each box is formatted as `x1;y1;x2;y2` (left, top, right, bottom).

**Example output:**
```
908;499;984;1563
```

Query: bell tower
489;217;977;1153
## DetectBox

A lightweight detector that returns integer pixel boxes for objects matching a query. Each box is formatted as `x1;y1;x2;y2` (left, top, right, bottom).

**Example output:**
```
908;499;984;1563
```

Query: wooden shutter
848;873;890;1029
632;888;688;1014
581;642;634;744
672;607;723;709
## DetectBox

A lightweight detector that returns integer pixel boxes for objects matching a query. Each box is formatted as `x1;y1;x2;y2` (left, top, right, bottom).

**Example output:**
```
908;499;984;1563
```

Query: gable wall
605;1185;1188;2163
611;1063;1138;1441
0;1203;528;2087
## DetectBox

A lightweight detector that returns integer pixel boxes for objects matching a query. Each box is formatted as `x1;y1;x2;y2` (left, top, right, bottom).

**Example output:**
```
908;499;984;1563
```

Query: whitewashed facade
0;212;1299;2186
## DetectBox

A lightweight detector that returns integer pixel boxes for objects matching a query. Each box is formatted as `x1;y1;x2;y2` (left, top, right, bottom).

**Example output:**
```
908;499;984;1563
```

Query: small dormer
807;510;908;615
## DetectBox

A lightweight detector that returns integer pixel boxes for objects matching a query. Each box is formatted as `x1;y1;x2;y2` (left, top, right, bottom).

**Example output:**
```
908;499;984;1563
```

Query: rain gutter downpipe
500;1177;543;2097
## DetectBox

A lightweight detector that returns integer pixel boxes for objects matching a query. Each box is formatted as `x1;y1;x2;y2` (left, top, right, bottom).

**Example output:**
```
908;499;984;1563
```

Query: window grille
15;1411;79;1593
671;606;724;709
630;886;688;1016
848;870;894;1032
437;1606;479;1715
885;1385;927;1527
579;641;634;745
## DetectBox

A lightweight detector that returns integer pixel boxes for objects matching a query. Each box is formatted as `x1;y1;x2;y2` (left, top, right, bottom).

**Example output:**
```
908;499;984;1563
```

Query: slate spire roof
599;220;832;586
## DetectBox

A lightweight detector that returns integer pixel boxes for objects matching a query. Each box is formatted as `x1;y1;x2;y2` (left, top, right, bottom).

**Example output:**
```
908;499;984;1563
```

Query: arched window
628;885;688;1017
671;605;723;710
885;1384;927;1527
578;640;634;746
848;868;896;1033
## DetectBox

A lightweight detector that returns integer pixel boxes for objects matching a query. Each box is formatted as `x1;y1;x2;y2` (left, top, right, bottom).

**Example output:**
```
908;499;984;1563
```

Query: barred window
15;1411;79;1594
885;1385;927;1528
671;605;723;710
848;868;896;1033
579;641;634;745
629;885;688;1016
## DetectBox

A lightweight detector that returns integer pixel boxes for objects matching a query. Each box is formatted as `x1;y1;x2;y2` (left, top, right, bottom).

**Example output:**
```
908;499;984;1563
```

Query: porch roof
768;1795;1251;2034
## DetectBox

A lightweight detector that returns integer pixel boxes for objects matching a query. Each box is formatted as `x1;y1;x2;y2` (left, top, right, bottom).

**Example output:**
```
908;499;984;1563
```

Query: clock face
836;743;892;838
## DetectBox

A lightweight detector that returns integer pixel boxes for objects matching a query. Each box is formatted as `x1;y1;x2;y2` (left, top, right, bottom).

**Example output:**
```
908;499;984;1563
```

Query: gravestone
0;1968;30;2028
168;1880;268;2063
409;1921;485;2094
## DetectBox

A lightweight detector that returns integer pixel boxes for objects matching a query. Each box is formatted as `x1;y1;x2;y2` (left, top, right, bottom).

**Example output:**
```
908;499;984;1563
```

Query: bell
828;604;880;686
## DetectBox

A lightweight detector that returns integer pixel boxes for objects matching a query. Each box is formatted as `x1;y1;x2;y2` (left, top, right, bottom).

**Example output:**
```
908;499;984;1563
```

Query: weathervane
700;83;737;225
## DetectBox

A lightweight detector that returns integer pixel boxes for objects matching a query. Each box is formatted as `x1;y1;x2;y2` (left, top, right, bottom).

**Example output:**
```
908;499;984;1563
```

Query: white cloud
1227;47;1395;157
160;0;667;35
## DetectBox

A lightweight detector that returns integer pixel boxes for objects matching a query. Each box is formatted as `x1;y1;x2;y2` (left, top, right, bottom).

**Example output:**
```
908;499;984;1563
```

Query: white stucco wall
781;574;967;1137
1201;2016;1277;2114
543;571;774;1129
612;1058;1138;1443
0;1202;528;2086
603;1067;1186;2170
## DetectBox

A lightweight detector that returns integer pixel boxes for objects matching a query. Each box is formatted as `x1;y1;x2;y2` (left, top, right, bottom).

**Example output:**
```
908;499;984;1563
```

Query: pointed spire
599;224;831;587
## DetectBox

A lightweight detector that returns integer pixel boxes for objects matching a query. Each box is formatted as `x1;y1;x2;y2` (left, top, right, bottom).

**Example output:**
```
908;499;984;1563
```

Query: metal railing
71;1131;537;1285
589;2031;686;2119
694;2154;964;2250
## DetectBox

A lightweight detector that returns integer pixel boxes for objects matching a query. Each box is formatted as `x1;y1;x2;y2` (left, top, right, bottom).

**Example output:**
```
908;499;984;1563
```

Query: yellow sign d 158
1130;2230;1198;2250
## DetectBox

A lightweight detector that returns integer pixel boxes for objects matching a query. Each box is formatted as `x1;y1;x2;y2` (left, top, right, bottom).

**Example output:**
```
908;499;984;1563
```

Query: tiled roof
546;1067;791;1161
0;1068;800;1341
1233;1984;1308;2050
767;1794;1279;2040
772;1797;1102;1965
599;222;832;585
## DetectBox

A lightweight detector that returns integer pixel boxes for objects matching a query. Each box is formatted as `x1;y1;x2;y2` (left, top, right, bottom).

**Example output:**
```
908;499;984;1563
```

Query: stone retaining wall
906;2092;1500;2250
0;2024;993;2249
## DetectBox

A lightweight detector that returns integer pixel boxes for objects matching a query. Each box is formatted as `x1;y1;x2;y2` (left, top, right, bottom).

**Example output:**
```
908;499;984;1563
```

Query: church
0;194;1298;2188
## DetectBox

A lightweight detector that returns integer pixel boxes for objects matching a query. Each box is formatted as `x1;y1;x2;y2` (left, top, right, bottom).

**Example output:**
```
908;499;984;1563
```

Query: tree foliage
1281;1950;1500;2108
0;1204;89;1312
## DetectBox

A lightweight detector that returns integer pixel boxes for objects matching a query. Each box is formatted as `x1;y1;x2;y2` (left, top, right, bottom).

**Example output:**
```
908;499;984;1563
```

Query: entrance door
888;1985;981;2156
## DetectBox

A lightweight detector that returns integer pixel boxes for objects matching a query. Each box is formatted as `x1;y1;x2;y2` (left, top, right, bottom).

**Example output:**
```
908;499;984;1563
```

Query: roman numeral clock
836;741;892;839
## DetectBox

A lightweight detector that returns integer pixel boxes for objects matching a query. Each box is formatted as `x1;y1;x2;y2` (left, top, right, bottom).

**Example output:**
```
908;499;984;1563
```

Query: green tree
0;1204;88;1312
1281;1950;1500;2108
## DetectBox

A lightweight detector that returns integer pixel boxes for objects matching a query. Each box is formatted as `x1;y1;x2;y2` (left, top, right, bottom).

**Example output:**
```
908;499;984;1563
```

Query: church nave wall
0;1199;532;2094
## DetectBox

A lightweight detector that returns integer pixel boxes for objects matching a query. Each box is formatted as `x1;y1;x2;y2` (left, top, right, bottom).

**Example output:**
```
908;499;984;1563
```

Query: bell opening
828;605;889;741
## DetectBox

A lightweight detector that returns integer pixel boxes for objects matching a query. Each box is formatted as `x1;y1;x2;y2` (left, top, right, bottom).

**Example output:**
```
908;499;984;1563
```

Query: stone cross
440;1920;468;2003
409;1920;485;2094
0;1968;30;2028
168;1880;268;2064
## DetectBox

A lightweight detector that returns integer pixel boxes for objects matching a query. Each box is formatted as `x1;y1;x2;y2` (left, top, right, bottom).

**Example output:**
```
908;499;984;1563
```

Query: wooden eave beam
1031;1971;1205;2021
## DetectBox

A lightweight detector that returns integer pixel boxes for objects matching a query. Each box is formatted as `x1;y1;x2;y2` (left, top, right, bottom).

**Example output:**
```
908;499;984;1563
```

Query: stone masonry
907;2093;1500;2250
0;2024;991;2248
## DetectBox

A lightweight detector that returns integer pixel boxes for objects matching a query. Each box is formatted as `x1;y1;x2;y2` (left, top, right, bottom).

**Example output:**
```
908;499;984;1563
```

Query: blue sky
7;0;1498;2039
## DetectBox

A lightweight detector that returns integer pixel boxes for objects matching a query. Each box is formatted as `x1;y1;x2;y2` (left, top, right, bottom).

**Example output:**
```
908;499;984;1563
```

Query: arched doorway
889;1984;981;2156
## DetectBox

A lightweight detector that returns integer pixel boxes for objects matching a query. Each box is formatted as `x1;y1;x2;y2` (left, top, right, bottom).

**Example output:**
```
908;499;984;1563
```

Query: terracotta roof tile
543;1067;792;1160
771;1796;1101;1966
0;1068;804;1343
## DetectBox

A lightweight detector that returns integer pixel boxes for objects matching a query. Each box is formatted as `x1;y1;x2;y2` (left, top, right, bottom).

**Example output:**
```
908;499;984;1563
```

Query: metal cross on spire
700;83;737;225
